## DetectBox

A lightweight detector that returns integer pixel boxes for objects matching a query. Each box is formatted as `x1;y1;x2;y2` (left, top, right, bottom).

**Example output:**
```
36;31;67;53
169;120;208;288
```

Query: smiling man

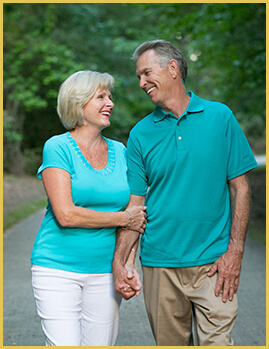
112;40;258;346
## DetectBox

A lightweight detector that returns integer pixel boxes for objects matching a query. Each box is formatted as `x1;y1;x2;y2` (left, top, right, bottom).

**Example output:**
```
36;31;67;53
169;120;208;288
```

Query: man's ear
168;59;179;79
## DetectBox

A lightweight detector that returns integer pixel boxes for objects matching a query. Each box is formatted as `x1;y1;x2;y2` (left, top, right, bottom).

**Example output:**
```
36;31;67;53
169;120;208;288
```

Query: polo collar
153;91;204;123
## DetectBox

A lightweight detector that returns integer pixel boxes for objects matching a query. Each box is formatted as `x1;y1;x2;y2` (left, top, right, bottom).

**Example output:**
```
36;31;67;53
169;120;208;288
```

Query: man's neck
159;88;190;118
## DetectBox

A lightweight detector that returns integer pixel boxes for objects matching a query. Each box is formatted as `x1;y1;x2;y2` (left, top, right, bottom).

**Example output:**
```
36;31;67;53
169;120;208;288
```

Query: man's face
136;50;173;107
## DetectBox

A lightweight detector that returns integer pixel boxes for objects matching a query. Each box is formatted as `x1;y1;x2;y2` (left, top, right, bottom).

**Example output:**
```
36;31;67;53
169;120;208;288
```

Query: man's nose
139;76;146;89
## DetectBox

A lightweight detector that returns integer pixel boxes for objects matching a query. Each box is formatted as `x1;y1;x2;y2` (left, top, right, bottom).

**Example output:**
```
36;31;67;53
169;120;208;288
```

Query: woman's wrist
120;210;132;228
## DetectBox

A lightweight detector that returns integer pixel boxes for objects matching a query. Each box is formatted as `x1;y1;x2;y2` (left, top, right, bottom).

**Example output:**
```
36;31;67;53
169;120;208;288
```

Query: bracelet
122;209;132;229
131;248;136;253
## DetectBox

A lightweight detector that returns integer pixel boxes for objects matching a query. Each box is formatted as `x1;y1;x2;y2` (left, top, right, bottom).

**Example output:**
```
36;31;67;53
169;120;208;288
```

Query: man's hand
207;244;243;303
112;195;146;300
208;173;250;303
113;262;142;300
125;262;142;296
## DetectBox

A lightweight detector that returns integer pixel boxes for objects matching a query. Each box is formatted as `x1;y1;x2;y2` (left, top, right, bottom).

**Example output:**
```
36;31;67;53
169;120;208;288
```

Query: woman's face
82;88;114;130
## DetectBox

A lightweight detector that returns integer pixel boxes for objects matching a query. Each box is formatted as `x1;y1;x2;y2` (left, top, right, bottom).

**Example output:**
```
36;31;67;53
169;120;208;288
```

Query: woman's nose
106;98;114;108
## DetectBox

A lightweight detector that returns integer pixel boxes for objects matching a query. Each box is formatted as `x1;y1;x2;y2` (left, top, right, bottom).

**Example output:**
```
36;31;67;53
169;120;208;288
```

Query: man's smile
147;87;156;95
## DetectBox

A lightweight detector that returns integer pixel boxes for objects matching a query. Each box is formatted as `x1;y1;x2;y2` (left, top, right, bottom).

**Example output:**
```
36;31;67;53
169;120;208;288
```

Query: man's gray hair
132;40;188;83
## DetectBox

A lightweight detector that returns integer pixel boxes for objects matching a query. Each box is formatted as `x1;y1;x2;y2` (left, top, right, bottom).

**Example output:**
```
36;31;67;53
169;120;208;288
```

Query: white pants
31;265;122;346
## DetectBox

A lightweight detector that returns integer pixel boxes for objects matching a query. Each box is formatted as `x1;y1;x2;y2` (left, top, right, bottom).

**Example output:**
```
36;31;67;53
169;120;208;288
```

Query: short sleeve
226;113;258;180
37;136;72;179
127;132;148;195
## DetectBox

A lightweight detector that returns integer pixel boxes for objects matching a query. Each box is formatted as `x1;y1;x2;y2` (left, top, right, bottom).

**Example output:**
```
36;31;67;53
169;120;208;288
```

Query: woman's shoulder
104;137;126;150
42;133;72;157
43;132;69;148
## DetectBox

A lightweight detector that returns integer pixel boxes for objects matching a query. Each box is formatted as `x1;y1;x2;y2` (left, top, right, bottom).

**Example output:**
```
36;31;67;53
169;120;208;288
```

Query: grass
3;198;47;232
3;174;47;232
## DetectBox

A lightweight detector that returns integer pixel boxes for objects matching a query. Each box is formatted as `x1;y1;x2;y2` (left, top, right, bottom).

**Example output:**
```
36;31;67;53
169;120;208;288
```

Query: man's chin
149;95;158;105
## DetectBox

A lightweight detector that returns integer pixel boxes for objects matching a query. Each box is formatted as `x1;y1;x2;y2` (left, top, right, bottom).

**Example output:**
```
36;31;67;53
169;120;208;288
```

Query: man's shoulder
194;95;234;126
201;96;232;115
130;111;155;137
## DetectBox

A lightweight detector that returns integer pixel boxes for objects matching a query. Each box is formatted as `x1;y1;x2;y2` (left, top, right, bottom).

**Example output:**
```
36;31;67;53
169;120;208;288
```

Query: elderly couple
31;40;258;346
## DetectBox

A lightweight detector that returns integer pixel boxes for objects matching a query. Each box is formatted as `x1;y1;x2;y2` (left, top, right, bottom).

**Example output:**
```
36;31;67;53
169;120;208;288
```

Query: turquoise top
31;132;130;273
127;92;258;268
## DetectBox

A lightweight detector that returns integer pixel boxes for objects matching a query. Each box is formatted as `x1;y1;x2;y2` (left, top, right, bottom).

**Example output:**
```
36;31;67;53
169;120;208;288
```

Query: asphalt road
3;209;266;346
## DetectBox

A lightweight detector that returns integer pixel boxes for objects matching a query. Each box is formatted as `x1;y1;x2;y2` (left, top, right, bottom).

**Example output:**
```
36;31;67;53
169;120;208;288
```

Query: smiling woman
82;88;114;131
30;70;147;346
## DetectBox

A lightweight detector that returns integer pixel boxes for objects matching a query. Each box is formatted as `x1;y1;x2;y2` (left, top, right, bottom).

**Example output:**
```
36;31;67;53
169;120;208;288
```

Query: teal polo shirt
127;91;258;268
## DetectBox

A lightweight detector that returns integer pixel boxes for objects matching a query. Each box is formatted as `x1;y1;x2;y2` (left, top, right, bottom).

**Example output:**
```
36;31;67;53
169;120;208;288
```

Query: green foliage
22;148;43;175
3;110;24;173
3;113;23;144
3;3;266;174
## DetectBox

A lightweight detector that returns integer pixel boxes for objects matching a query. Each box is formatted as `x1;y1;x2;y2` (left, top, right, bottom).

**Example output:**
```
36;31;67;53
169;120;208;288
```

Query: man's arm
112;194;146;300
208;173;251;302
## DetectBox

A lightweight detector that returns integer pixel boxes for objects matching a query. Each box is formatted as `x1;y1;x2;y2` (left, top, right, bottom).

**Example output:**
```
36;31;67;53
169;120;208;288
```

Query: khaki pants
142;264;238;346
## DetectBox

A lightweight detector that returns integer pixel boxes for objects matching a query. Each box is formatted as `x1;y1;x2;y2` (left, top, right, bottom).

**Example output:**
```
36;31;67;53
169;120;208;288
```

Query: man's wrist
227;240;244;255
112;257;125;270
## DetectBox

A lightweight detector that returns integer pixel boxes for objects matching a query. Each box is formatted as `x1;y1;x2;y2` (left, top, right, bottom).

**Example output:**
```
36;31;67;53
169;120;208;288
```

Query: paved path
3;209;266;346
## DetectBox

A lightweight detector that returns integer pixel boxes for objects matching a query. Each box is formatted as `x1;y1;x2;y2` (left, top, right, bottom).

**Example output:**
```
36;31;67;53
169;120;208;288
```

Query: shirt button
178;136;182;140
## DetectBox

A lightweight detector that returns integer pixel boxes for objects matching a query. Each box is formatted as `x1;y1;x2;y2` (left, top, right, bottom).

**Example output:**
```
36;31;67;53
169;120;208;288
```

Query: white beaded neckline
66;132;115;175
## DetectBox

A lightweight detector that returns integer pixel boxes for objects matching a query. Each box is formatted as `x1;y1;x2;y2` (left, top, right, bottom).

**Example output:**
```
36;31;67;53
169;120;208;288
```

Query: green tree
3;3;265;174
4;4;83;172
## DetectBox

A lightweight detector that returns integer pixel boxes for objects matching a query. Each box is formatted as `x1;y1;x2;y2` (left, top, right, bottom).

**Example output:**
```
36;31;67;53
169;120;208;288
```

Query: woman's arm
42;167;146;230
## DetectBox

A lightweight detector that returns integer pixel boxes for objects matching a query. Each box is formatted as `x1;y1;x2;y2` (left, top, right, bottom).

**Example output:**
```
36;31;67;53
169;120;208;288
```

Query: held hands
123;206;147;234
113;262;142;300
207;243;243;303
124;262;142;297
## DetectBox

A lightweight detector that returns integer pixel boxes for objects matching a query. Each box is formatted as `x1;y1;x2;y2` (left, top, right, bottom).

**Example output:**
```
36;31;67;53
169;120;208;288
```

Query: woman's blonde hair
57;70;115;130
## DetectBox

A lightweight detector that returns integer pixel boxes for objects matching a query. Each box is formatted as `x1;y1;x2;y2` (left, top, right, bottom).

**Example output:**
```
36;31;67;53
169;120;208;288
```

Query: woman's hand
123;205;147;234
123;262;142;297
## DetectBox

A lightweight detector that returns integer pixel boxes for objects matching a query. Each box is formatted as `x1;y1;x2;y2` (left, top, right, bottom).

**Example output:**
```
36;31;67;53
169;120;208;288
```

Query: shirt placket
175;112;187;151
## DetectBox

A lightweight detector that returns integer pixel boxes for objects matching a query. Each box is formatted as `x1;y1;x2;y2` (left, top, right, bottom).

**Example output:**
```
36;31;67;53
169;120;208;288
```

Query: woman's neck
69;125;104;150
